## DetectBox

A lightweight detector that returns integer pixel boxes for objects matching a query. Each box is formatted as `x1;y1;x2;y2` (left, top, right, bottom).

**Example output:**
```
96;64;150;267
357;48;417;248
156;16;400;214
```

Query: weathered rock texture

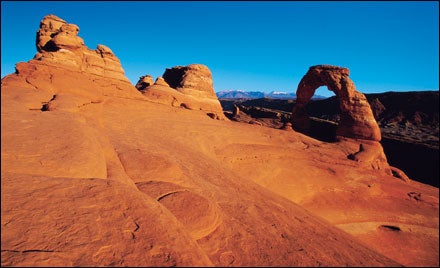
1;14;145;115
135;74;154;89
163;64;215;98
1;15;438;268
292;65;391;174
292;65;381;141
33;15;131;83
138;64;227;120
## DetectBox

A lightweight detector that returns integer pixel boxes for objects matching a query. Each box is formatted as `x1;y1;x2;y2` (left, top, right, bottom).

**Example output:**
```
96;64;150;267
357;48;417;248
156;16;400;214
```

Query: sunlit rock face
138;64;227;120
1;14;438;268
135;74;154;90
2;14;141;108
292;65;391;174
33;14;131;82
292;65;381;141
163;64;217;99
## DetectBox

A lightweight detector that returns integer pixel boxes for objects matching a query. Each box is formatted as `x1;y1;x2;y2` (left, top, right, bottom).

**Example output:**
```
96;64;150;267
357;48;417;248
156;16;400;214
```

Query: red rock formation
390;166;411;182
1;14;142;113
139;64;227;120
292;65;381;141
36;14;76;52
135;74;154;90
292;65;391;174
369;97;386;119
2;15;438;268
33;14;133;84
163;64;216;99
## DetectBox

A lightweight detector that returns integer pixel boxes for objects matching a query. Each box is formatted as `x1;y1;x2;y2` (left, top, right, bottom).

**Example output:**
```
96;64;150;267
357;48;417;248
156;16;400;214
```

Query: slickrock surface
1;15;438;267
138;64;227;120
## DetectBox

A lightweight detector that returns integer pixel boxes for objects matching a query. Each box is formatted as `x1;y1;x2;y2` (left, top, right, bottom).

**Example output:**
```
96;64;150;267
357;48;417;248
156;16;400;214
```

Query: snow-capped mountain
216;90;329;100
265;91;297;99
216;90;296;99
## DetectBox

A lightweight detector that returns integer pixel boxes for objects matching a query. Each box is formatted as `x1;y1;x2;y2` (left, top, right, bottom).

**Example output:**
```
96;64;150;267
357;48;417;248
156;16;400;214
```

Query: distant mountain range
216;90;298;99
216;90;326;99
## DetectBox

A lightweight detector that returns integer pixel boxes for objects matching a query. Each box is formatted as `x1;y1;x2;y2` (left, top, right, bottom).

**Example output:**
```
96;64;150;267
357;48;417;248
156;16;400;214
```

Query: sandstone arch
292;65;381;141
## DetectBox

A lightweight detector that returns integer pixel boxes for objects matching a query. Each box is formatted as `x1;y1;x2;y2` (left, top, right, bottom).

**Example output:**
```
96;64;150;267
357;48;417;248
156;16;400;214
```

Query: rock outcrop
369;97;386;119
292;65;390;174
292;65;381;141
138;64;227;120
1;14;141;108
33;15;129;82
135;74;154;90
36;15;83;52
2;14;438;268
163;64;216;98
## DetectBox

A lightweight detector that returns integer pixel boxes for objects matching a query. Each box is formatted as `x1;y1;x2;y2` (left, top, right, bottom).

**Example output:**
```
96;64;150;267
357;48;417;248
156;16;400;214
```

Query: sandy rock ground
1;77;438;266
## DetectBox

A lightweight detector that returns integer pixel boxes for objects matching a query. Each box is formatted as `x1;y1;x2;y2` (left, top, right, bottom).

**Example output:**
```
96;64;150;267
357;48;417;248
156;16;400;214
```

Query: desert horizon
1;2;439;267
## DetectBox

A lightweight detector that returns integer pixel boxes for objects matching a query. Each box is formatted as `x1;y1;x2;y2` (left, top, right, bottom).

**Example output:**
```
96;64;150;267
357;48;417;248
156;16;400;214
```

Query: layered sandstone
1;15;438;267
135;74;154;89
0;14;141;109
293;65;381;141
292;65;391;173
33;15;129;82
138;64;227;120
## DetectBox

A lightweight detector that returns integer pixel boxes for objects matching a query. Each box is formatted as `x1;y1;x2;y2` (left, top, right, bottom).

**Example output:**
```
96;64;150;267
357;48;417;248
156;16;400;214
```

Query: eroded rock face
2;15;438;268
138;64;227;120
292;65;381;141
32;14;130;82
2;14;141;106
292;65;390;174
36;14;70;52
163;64;217;99
369;98;386;119
135;74;154;90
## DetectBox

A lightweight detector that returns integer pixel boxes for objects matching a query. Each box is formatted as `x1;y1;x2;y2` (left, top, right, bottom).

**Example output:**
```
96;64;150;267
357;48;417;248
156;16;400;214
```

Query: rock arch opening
315;86;336;99
302;86;339;142
292;65;381;142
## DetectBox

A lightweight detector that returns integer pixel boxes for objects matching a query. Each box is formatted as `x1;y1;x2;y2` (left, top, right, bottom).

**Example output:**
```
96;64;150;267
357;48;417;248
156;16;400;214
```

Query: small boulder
135;75;154;90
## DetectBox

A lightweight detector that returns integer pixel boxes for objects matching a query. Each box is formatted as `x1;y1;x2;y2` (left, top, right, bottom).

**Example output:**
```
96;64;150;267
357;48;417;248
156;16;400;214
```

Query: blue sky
1;1;439;97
